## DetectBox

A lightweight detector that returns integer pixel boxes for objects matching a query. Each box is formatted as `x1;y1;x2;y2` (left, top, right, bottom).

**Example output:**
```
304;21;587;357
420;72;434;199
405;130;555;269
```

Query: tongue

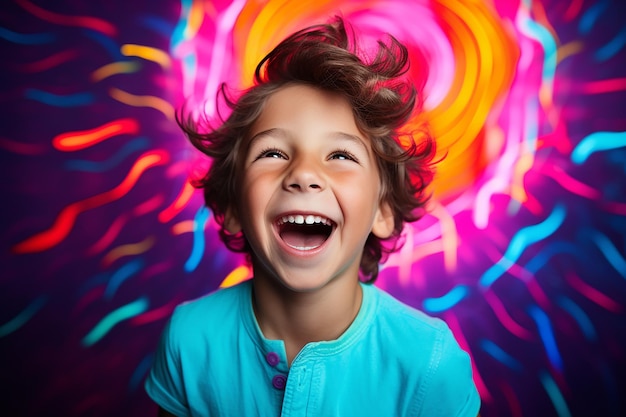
280;228;327;250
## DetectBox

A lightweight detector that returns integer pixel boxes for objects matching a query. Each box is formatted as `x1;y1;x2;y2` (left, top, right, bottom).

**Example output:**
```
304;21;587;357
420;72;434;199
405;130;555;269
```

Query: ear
371;201;395;239
224;207;242;234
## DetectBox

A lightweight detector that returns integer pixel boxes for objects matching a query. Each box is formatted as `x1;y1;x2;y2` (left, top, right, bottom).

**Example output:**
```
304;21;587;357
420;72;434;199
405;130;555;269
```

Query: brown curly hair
178;16;436;282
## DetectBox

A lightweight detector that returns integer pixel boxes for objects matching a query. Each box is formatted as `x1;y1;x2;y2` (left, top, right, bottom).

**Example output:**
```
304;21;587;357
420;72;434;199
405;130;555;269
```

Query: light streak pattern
480;339;523;372
2;0;625;416
81;297;149;347
539;370;573;417
102;236;155;267
52;118;140;151
480;204;566;287
184;206;211;273
12;150;169;254
90;61;141;82
527;305;563;372
571;131;626;164
108;88;176;121
423;285;469;313
24;89;94;107
120;44;172;69
0;296;48;338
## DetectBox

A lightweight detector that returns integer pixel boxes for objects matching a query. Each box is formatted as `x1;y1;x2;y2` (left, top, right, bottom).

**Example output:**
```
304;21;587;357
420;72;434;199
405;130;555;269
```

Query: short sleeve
144;316;191;417
418;326;481;417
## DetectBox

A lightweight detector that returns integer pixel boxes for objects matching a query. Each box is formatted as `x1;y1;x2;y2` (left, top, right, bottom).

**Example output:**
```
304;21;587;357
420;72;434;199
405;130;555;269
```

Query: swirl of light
196;0;534;277
234;1;517;210
174;0;528;234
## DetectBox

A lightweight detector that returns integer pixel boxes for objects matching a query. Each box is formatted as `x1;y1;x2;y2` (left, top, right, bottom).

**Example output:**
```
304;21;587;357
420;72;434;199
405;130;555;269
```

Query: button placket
266;351;280;367
265;351;287;390
272;374;287;390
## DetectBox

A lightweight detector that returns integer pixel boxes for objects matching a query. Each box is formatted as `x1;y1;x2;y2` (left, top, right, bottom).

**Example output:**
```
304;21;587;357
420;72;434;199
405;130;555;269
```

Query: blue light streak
595;27;626;61
539;370;572;417
525;241;584;274
589;230;626;278
556;296;597;341
579;0;609;35
480;339;523;372
528;306;563;372
0;26;55;44
184;206;210;272
24;89;94;107
571;131;626;165
105;259;145;300
82;297;149;347
480;204;566;287
0;296;48;337
423;285;469;313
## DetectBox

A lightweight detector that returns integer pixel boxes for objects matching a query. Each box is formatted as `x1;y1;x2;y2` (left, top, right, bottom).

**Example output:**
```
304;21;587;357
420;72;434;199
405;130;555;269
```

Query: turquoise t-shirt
145;280;480;416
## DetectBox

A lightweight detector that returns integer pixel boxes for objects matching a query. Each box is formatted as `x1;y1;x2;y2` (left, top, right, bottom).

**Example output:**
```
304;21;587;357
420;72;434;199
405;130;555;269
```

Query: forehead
249;84;363;139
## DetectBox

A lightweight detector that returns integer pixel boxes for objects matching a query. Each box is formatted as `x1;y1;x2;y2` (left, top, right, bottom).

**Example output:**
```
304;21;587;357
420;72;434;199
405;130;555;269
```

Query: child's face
227;84;394;292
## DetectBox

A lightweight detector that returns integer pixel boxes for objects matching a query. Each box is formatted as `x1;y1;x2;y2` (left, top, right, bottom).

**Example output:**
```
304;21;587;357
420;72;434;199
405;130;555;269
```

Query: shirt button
266;352;280;367
272;374;287;390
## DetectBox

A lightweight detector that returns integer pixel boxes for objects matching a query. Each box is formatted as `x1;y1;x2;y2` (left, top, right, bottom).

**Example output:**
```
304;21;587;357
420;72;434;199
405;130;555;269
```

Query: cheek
239;179;271;224
338;170;381;197
338;181;381;220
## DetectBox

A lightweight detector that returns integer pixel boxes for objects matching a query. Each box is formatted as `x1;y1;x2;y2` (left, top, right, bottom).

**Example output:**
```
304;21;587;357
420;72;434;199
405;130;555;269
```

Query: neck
251;271;363;366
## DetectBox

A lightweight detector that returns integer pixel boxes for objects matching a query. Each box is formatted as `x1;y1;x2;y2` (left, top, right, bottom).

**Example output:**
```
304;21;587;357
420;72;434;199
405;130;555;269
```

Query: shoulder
367;286;480;416
369;285;449;338
174;280;248;319
369;285;467;363
167;280;250;340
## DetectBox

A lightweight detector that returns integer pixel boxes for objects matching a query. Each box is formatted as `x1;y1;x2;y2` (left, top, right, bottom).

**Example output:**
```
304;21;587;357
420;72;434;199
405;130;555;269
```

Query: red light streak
87;214;129;256
158;181;196;223
52;118;139;151
580;77;626;94
17;50;79;72
130;301;177;325
0;136;47;155
133;195;165;216
566;272;622;313
16;0;116;36
13;151;169;254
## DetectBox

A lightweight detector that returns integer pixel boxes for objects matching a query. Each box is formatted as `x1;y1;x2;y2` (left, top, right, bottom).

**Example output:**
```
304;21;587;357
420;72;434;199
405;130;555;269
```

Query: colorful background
1;0;625;416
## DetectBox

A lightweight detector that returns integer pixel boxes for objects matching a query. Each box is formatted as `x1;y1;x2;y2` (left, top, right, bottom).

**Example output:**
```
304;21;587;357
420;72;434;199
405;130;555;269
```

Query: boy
146;17;480;417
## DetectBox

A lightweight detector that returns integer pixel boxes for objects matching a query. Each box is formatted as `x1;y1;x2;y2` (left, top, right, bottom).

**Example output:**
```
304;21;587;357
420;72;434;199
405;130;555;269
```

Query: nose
283;157;326;192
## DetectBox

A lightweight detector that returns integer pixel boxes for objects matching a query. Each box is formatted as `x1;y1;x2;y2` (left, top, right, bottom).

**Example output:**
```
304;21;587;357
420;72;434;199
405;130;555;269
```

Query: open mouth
276;214;335;250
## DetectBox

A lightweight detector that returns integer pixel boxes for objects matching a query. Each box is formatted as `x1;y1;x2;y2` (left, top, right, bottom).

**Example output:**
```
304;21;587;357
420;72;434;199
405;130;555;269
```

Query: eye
255;147;287;160
329;149;358;162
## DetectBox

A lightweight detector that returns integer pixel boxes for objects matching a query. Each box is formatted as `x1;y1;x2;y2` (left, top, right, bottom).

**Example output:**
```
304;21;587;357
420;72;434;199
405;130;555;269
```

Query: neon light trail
1;0;625;416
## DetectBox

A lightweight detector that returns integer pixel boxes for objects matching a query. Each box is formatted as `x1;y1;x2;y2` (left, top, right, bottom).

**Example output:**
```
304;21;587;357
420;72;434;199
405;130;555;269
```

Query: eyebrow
248;128;371;155
330;131;371;155
247;128;287;144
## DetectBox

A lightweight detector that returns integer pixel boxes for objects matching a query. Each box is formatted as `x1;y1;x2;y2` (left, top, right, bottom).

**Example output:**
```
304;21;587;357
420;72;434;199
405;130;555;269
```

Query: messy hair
179;16;436;282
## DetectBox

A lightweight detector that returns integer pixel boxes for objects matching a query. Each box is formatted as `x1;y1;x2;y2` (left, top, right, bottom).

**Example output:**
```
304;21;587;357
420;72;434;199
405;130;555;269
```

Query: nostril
287;182;321;190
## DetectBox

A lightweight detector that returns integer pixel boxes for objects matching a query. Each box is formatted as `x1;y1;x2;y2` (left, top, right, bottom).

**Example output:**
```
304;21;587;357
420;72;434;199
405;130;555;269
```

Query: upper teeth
279;215;331;225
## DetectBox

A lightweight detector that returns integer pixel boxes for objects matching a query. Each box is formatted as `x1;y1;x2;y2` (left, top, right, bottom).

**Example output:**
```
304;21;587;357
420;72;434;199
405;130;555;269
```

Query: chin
273;266;358;294
275;276;332;293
